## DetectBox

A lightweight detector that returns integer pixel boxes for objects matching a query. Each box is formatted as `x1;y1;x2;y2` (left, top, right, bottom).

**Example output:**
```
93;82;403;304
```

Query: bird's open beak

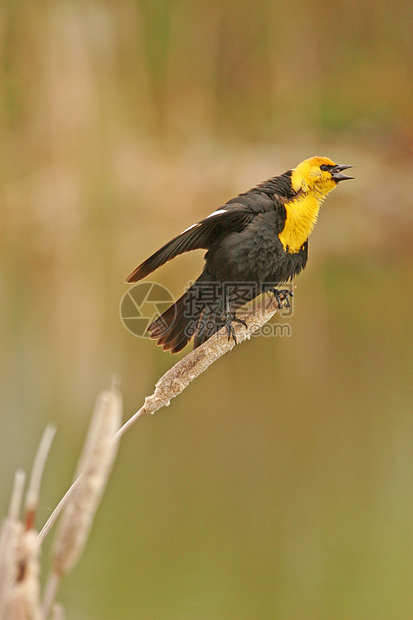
331;164;354;182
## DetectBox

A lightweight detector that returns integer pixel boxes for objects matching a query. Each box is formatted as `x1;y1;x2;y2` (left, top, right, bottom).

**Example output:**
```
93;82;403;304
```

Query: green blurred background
1;1;413;618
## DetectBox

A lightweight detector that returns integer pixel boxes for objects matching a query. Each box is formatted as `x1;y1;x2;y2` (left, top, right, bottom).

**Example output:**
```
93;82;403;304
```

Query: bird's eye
320;164;329;171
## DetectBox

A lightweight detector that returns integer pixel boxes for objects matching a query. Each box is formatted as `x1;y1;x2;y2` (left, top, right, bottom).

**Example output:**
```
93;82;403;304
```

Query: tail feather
148;294;191;353
193;305;224;349
147;280;202;353
147;273;225;353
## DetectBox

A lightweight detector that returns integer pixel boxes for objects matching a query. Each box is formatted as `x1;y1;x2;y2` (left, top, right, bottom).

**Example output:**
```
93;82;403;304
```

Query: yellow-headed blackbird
126;156;353;353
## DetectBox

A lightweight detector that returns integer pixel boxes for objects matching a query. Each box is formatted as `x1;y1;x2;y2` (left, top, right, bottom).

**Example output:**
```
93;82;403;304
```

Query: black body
127;171;308;353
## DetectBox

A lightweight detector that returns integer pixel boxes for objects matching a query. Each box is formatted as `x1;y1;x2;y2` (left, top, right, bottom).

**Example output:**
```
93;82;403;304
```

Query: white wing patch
180;208;227;234
180;222;199;234
206;208;226;218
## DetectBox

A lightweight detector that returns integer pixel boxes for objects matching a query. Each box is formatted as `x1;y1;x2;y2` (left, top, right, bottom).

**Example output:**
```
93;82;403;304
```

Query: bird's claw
272;288;294;308
224;314;247;345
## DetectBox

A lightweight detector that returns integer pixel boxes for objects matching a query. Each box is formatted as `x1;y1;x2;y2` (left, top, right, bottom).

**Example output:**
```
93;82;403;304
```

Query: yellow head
291;156;353;197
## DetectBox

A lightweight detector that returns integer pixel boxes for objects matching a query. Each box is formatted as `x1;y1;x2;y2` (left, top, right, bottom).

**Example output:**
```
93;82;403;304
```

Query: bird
126;156;353;353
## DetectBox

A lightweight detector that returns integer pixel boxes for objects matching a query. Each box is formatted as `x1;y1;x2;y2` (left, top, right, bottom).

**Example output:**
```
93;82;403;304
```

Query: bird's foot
224;313;247;345
272;288;294;308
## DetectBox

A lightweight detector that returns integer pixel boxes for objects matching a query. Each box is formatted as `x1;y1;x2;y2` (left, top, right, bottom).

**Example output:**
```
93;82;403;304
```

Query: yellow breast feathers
278;193;323;253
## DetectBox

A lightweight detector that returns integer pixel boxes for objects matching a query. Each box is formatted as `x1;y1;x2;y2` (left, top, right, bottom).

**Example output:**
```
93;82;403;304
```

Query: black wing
126;206;256;282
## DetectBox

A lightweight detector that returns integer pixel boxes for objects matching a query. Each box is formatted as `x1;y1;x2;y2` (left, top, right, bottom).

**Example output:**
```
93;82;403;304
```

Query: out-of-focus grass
1;1;413;618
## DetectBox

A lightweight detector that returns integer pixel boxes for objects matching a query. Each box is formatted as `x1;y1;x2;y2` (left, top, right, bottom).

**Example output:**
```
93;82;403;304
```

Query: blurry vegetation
1;0;413;144
1;1;413;618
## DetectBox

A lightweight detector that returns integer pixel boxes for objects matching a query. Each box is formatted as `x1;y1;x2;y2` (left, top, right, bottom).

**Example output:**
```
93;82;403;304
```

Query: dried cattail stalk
5;529;42;620
116;291;291;438
52;387;122;573
1;425;57;620
25;425;56;531
8;470;26;523
36;476;82;547
43;385;122;616
0;520;22;619
0;470;26;618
